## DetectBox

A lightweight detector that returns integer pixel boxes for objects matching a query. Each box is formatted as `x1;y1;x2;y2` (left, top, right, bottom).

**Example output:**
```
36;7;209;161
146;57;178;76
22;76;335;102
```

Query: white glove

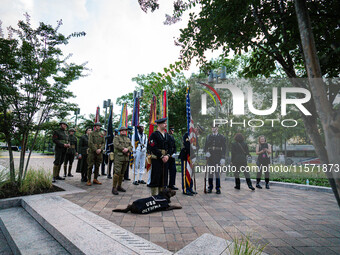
192;145;196;150
171;153;175;158
220;159;225;165
192;157;196;164
206;152;211;158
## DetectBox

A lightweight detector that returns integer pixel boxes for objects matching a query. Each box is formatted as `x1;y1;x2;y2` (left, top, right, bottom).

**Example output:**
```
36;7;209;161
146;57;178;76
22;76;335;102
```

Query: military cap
119;126;128;131
155;118;167;124
68;128;76;132
59;121;68;127
94;122;102;127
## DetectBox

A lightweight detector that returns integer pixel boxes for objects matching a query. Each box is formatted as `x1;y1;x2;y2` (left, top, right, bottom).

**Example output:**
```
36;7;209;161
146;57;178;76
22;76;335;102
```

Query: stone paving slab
0;207;69;255
0;228;13;255
22;195;171;255
61;169;340;254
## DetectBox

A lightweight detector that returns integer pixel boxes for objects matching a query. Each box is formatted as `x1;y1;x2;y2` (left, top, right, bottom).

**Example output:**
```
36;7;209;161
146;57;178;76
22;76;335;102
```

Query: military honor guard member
101;129;108;176
123;126;133;181
63;128;77;177
204;125;226;194
147;118;172;196
52;121;70;182
77;127;92;182
87;122;105;186
132;124;148;185
112;126;133;195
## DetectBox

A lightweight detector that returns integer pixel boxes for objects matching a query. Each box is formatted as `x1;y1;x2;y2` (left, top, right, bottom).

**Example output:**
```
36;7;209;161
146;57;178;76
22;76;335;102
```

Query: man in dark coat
204;125;226;194
147;118;172;196
77;127;92;182
52;121;70;182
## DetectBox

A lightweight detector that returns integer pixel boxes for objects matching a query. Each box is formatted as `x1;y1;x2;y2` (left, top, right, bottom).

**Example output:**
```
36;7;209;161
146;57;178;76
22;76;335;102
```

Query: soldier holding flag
132;124;148;185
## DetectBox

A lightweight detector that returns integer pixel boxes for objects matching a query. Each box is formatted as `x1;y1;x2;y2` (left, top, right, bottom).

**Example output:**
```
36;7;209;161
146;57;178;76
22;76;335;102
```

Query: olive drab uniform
52;128;69;178
112;133;132;190
77;134;89;181
204;133;226;192
87;129;105;182
63;133;77;177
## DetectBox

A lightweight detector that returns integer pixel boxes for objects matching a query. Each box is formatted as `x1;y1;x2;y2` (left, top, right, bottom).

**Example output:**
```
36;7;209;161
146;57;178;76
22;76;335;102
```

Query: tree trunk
5;136;16;182
295;0;340;208
24;130;40;179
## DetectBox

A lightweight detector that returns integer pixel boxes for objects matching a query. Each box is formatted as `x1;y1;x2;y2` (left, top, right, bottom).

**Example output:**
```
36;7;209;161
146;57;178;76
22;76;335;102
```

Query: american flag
184;87;193;192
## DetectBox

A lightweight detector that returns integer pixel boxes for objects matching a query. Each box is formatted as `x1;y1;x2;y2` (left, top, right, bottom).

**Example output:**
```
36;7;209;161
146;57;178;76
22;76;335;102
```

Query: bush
0;168;61;199
228;234;267;255
19;169;52;194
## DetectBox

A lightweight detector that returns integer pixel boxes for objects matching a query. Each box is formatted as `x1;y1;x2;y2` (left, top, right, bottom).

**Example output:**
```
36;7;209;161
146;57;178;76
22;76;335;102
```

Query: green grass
0;168;59;199
228;234;267;255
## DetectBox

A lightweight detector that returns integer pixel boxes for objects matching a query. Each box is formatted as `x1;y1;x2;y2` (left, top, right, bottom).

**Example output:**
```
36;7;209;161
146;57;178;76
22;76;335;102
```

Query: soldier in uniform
87;122;105;186
112;126;132;195
77;127;92;182
63;128;77;177
132;124;148;185
123;126;133;181
52;121;70;182
204;125;226;194
101;129;108;176
147;118;172;196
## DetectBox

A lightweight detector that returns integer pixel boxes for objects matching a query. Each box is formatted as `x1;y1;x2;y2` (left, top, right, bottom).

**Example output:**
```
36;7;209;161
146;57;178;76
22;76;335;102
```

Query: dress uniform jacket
147;131;172;187
114;135;132;162
204;133;226;165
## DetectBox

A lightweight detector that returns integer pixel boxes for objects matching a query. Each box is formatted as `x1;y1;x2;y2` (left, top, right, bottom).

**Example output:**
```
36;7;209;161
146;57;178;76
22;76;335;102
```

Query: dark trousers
80;154;88;181
181;159;193;193
257;163;270;183
168;157;177;187
53;147;67;166
124;162;130;179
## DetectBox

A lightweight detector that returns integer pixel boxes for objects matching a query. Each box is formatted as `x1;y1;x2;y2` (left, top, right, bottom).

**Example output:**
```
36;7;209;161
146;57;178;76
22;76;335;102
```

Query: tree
138;0;340;206
0;13;86;184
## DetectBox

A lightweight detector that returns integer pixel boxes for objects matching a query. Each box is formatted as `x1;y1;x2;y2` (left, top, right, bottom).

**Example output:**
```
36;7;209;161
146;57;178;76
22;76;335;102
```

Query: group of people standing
52;119;272;197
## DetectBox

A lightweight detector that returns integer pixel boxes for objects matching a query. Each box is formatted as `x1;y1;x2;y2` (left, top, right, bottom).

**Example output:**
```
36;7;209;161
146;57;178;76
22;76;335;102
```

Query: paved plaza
1;152;340;254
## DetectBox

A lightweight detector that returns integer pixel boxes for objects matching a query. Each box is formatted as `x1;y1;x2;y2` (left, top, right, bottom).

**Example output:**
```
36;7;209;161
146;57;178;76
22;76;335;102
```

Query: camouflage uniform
87;126;105;183
52;123;69;180
112;127;132;194
63;129;77;177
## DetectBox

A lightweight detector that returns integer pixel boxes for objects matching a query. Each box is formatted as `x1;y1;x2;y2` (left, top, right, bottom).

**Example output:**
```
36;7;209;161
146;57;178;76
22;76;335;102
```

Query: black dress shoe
207;189;212;193
107;175;112;179
133;181;139;185
117;186;126;192
68;173;73;177
216;189;221;194
138;180;146;184
266;183;270;189
56;176;65;180
256;183;262;189
234;186;240;190
101;173;107;176
147;184;151;187
183;191;193;196
124;178;131;181
169;186;179;190
248;185;255;191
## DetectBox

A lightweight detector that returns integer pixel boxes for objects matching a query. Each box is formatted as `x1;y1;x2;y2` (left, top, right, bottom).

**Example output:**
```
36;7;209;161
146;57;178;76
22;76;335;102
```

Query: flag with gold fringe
94;106;100;130
183;87;193;193
119;103;128;129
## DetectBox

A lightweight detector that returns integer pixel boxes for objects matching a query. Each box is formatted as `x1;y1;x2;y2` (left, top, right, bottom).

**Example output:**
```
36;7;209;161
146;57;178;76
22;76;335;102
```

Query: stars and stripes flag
184;87;193;191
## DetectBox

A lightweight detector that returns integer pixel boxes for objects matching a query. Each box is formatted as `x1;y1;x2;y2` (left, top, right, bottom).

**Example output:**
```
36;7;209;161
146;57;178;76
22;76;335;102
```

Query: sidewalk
62;169;340;254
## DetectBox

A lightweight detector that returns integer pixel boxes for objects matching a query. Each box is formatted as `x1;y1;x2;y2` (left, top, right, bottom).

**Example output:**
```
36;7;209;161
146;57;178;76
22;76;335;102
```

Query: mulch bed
0;182;64;199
